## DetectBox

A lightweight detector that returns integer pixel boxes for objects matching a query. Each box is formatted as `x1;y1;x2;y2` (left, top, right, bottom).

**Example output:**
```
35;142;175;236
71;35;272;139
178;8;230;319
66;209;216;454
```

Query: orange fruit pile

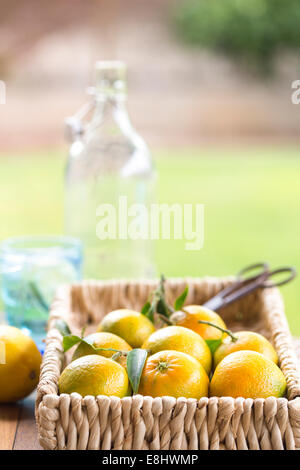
57;302;287;400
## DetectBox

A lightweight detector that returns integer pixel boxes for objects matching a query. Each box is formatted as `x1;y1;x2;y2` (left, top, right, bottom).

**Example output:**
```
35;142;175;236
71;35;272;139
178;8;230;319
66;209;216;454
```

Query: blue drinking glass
0;235;83;353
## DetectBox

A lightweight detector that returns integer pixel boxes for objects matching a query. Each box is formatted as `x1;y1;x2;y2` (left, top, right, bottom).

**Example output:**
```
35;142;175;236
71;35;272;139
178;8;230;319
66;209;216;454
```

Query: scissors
203;262;297;312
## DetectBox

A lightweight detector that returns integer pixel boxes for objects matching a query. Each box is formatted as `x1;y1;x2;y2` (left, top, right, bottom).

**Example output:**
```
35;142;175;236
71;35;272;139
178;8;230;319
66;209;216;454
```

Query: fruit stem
155;312;174;325
153;275;174;316
197;320;238;342
92;346;129;355
142;275;174;323
157;361;168;372
111;351;122;361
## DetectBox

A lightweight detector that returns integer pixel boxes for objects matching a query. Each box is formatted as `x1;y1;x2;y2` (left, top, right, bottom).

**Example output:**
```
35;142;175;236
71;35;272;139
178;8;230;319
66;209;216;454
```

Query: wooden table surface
1;339;300;450
0;392;42;450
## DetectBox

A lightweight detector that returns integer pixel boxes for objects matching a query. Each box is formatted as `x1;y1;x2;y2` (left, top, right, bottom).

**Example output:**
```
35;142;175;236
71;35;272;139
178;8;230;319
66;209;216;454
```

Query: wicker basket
36;277;300;450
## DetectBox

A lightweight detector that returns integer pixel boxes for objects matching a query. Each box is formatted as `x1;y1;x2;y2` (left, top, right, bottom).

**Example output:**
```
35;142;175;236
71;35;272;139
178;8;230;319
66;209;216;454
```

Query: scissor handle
204;262;270;305
203;263;296;312
260;266;297;288
236;262;270;282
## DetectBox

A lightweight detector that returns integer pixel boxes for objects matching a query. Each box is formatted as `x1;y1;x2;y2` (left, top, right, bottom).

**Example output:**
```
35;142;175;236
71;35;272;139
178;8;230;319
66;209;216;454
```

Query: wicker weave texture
36;278;300;450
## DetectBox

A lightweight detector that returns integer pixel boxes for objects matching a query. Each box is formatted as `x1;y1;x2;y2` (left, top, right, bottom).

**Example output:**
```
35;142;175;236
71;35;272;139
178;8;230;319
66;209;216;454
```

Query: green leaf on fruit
62;334;96;353
126;348;148;394
62;334;83;352
141;301;156;323
174;286;188;311
157;298;169;317
80;326;87;338
141;301;151;316
140;274;175;322
206;338;222;355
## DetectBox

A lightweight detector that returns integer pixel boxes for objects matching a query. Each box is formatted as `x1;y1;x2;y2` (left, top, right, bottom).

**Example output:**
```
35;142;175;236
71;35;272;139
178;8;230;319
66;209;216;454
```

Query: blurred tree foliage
173;0;300;73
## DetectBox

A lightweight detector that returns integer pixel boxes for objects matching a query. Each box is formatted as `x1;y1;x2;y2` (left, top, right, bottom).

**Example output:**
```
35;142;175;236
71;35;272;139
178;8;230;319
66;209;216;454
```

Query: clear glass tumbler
0;235;82;352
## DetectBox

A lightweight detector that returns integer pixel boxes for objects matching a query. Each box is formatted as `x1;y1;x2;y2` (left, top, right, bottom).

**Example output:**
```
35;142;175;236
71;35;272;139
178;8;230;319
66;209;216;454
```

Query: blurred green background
1;1;300;337
174;0;300;73
1;148;299;334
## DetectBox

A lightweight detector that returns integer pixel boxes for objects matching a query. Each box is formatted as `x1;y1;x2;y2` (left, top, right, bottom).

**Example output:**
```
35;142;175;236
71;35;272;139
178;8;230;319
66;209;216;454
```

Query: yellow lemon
214;331;278;368
142;325;212;374
171;305;227;341
0;325;41;403
210;350;286;399
97;309;155;348
138;350;209;399
72;332;132;368
58;355;129;397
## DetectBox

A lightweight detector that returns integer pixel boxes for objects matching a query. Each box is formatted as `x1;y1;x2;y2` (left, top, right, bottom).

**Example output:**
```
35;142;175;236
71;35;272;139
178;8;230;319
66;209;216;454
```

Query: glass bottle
64;61;156;279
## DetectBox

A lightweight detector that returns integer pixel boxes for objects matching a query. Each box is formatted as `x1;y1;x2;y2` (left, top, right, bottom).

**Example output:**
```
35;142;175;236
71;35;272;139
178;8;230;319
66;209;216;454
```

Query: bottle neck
93;92;126;113
89;92;133;134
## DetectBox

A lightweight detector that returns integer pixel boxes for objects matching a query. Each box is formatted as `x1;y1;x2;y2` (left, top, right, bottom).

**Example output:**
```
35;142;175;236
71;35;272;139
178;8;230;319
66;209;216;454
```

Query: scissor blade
203;296;226;312
203;271;270;312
